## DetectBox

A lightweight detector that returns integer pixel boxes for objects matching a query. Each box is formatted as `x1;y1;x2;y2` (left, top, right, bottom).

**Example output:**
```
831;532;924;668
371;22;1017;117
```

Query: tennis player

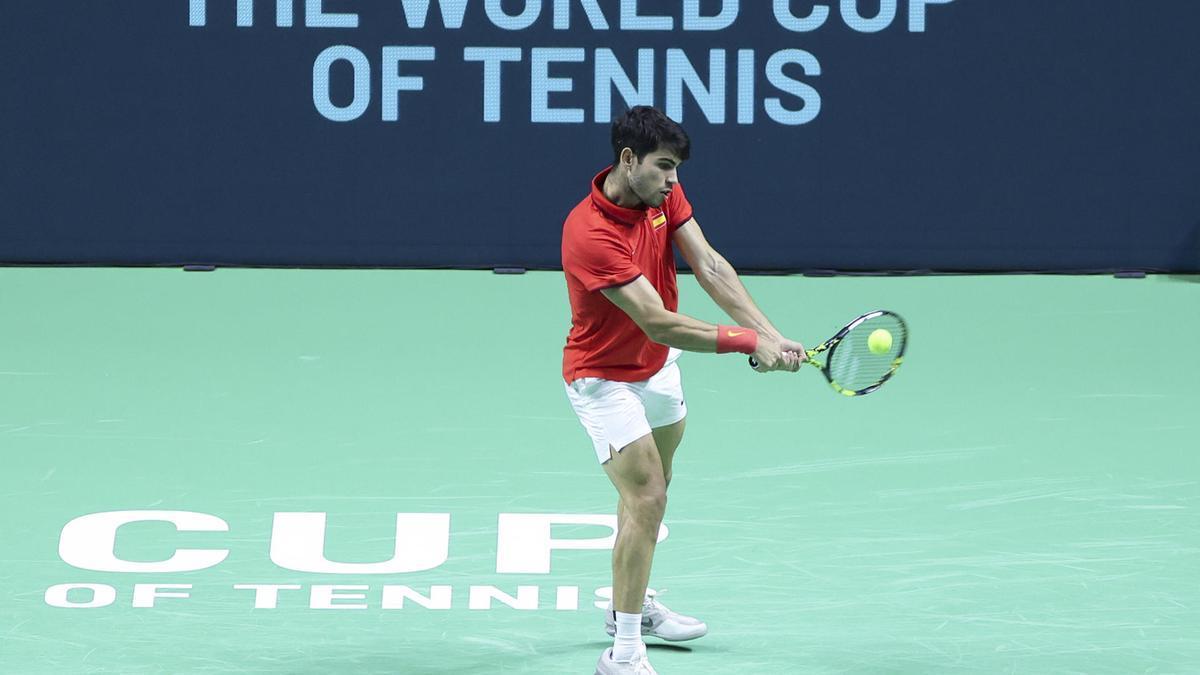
562;106;806;674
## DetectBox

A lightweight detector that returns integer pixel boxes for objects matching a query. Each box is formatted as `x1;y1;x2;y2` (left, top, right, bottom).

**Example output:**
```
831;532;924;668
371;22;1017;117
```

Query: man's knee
626;489;667;525
606;434;667;518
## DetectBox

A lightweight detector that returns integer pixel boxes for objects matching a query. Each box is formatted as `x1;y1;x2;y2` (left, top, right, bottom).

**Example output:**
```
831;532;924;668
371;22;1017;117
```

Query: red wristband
717;325;758;354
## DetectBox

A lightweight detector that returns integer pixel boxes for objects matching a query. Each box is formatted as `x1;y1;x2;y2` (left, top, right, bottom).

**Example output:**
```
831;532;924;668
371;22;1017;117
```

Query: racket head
819;310;908;396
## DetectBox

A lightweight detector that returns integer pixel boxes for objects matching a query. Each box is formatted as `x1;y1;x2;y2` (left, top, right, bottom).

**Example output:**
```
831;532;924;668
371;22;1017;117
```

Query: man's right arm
601;276;798;371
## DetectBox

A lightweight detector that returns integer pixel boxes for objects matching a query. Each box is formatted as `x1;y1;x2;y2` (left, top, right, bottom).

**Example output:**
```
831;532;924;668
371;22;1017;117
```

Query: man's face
625;148;683;208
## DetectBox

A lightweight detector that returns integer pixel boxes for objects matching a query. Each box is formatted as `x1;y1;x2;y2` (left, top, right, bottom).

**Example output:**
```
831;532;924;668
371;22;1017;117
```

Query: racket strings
827;314;906;392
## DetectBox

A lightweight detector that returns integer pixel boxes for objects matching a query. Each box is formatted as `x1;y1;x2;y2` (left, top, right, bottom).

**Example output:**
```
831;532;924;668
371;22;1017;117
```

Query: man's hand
751;333;804;372
779;337;808;365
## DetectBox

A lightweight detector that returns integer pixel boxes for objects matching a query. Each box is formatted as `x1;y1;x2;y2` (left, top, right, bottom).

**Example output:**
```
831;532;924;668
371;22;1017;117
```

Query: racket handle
749;354;810;370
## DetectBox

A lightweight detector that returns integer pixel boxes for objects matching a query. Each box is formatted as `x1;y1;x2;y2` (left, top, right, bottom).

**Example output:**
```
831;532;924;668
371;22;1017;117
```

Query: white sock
611;611;642;662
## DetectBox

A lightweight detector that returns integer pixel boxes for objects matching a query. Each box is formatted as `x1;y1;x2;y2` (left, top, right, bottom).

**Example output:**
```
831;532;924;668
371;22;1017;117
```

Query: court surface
2;269;1197;674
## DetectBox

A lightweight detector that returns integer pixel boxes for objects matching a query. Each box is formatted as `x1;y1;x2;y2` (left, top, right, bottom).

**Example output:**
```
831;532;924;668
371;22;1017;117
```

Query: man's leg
602;433;667;614
651;417;686;489
617;417;686;530
605;416;708;644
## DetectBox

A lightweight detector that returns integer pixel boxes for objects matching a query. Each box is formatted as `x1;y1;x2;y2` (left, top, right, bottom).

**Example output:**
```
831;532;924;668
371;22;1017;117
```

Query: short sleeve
564;223;641;292
665;182;694;233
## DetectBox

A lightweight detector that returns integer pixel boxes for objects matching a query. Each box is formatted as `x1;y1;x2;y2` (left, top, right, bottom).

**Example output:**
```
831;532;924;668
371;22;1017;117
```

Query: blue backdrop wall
3;1;1198;272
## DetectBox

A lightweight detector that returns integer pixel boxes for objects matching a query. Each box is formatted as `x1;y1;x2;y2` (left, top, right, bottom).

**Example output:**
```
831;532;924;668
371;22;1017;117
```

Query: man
561;106;806;674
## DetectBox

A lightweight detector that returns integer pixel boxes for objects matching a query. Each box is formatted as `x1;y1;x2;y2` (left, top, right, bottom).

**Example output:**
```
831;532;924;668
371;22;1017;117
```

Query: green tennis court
2;269;1197;673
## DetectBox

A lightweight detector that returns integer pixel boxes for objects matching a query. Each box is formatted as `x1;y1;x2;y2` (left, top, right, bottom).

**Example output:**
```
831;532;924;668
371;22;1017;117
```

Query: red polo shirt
561;167;694;383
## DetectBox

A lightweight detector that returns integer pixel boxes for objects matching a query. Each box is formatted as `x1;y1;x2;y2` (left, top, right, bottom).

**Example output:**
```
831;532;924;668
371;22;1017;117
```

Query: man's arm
672;218;789;342
601;276;722;352
601;276;798;371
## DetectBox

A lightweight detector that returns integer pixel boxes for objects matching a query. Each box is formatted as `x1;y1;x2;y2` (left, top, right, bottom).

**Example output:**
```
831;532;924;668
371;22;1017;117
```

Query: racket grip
749;354;808;370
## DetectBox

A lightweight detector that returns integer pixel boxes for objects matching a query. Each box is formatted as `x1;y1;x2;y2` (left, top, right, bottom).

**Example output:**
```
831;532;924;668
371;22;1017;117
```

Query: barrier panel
2;1;1198;271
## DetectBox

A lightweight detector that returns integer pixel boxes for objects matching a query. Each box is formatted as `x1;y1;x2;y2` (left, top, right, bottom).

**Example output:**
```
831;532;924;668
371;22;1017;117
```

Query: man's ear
619;147;635;168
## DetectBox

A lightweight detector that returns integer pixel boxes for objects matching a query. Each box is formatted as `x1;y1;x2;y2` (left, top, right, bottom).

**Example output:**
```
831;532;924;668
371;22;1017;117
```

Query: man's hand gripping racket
749;310;908;396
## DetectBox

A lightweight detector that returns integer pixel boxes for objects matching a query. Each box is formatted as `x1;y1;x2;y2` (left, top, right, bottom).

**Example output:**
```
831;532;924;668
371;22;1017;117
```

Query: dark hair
611;106;691;168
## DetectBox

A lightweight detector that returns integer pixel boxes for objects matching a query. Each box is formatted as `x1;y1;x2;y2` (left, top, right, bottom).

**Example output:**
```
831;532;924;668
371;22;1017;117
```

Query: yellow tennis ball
867;328;892;355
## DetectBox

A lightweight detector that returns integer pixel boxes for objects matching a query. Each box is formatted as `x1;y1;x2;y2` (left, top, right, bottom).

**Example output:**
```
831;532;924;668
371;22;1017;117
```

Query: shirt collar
590;166;650;227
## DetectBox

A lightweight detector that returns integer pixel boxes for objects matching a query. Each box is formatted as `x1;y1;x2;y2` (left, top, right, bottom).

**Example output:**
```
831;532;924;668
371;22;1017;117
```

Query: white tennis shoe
605;591;708;642
594;644;657;675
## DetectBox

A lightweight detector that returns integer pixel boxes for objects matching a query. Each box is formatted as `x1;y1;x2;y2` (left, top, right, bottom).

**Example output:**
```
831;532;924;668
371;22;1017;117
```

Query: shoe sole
604;627;707;642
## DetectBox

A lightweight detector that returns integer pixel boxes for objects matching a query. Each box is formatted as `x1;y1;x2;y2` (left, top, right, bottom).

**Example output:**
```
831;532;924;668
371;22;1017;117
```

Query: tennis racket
748;310;908;396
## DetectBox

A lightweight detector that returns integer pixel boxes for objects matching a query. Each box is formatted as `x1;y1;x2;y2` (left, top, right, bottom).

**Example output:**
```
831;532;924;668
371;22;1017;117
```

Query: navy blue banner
2;1;1198;271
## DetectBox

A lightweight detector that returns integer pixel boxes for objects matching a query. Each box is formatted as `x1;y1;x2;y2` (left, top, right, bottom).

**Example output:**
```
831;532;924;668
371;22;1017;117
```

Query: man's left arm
672;218;791;343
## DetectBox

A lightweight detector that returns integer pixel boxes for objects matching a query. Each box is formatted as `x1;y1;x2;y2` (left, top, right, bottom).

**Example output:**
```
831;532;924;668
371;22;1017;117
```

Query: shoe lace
643;588;668;613
632;643;656;674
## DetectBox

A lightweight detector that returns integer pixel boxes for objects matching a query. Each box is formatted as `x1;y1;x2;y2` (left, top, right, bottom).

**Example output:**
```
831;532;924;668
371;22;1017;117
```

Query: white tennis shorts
564;348;687;464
